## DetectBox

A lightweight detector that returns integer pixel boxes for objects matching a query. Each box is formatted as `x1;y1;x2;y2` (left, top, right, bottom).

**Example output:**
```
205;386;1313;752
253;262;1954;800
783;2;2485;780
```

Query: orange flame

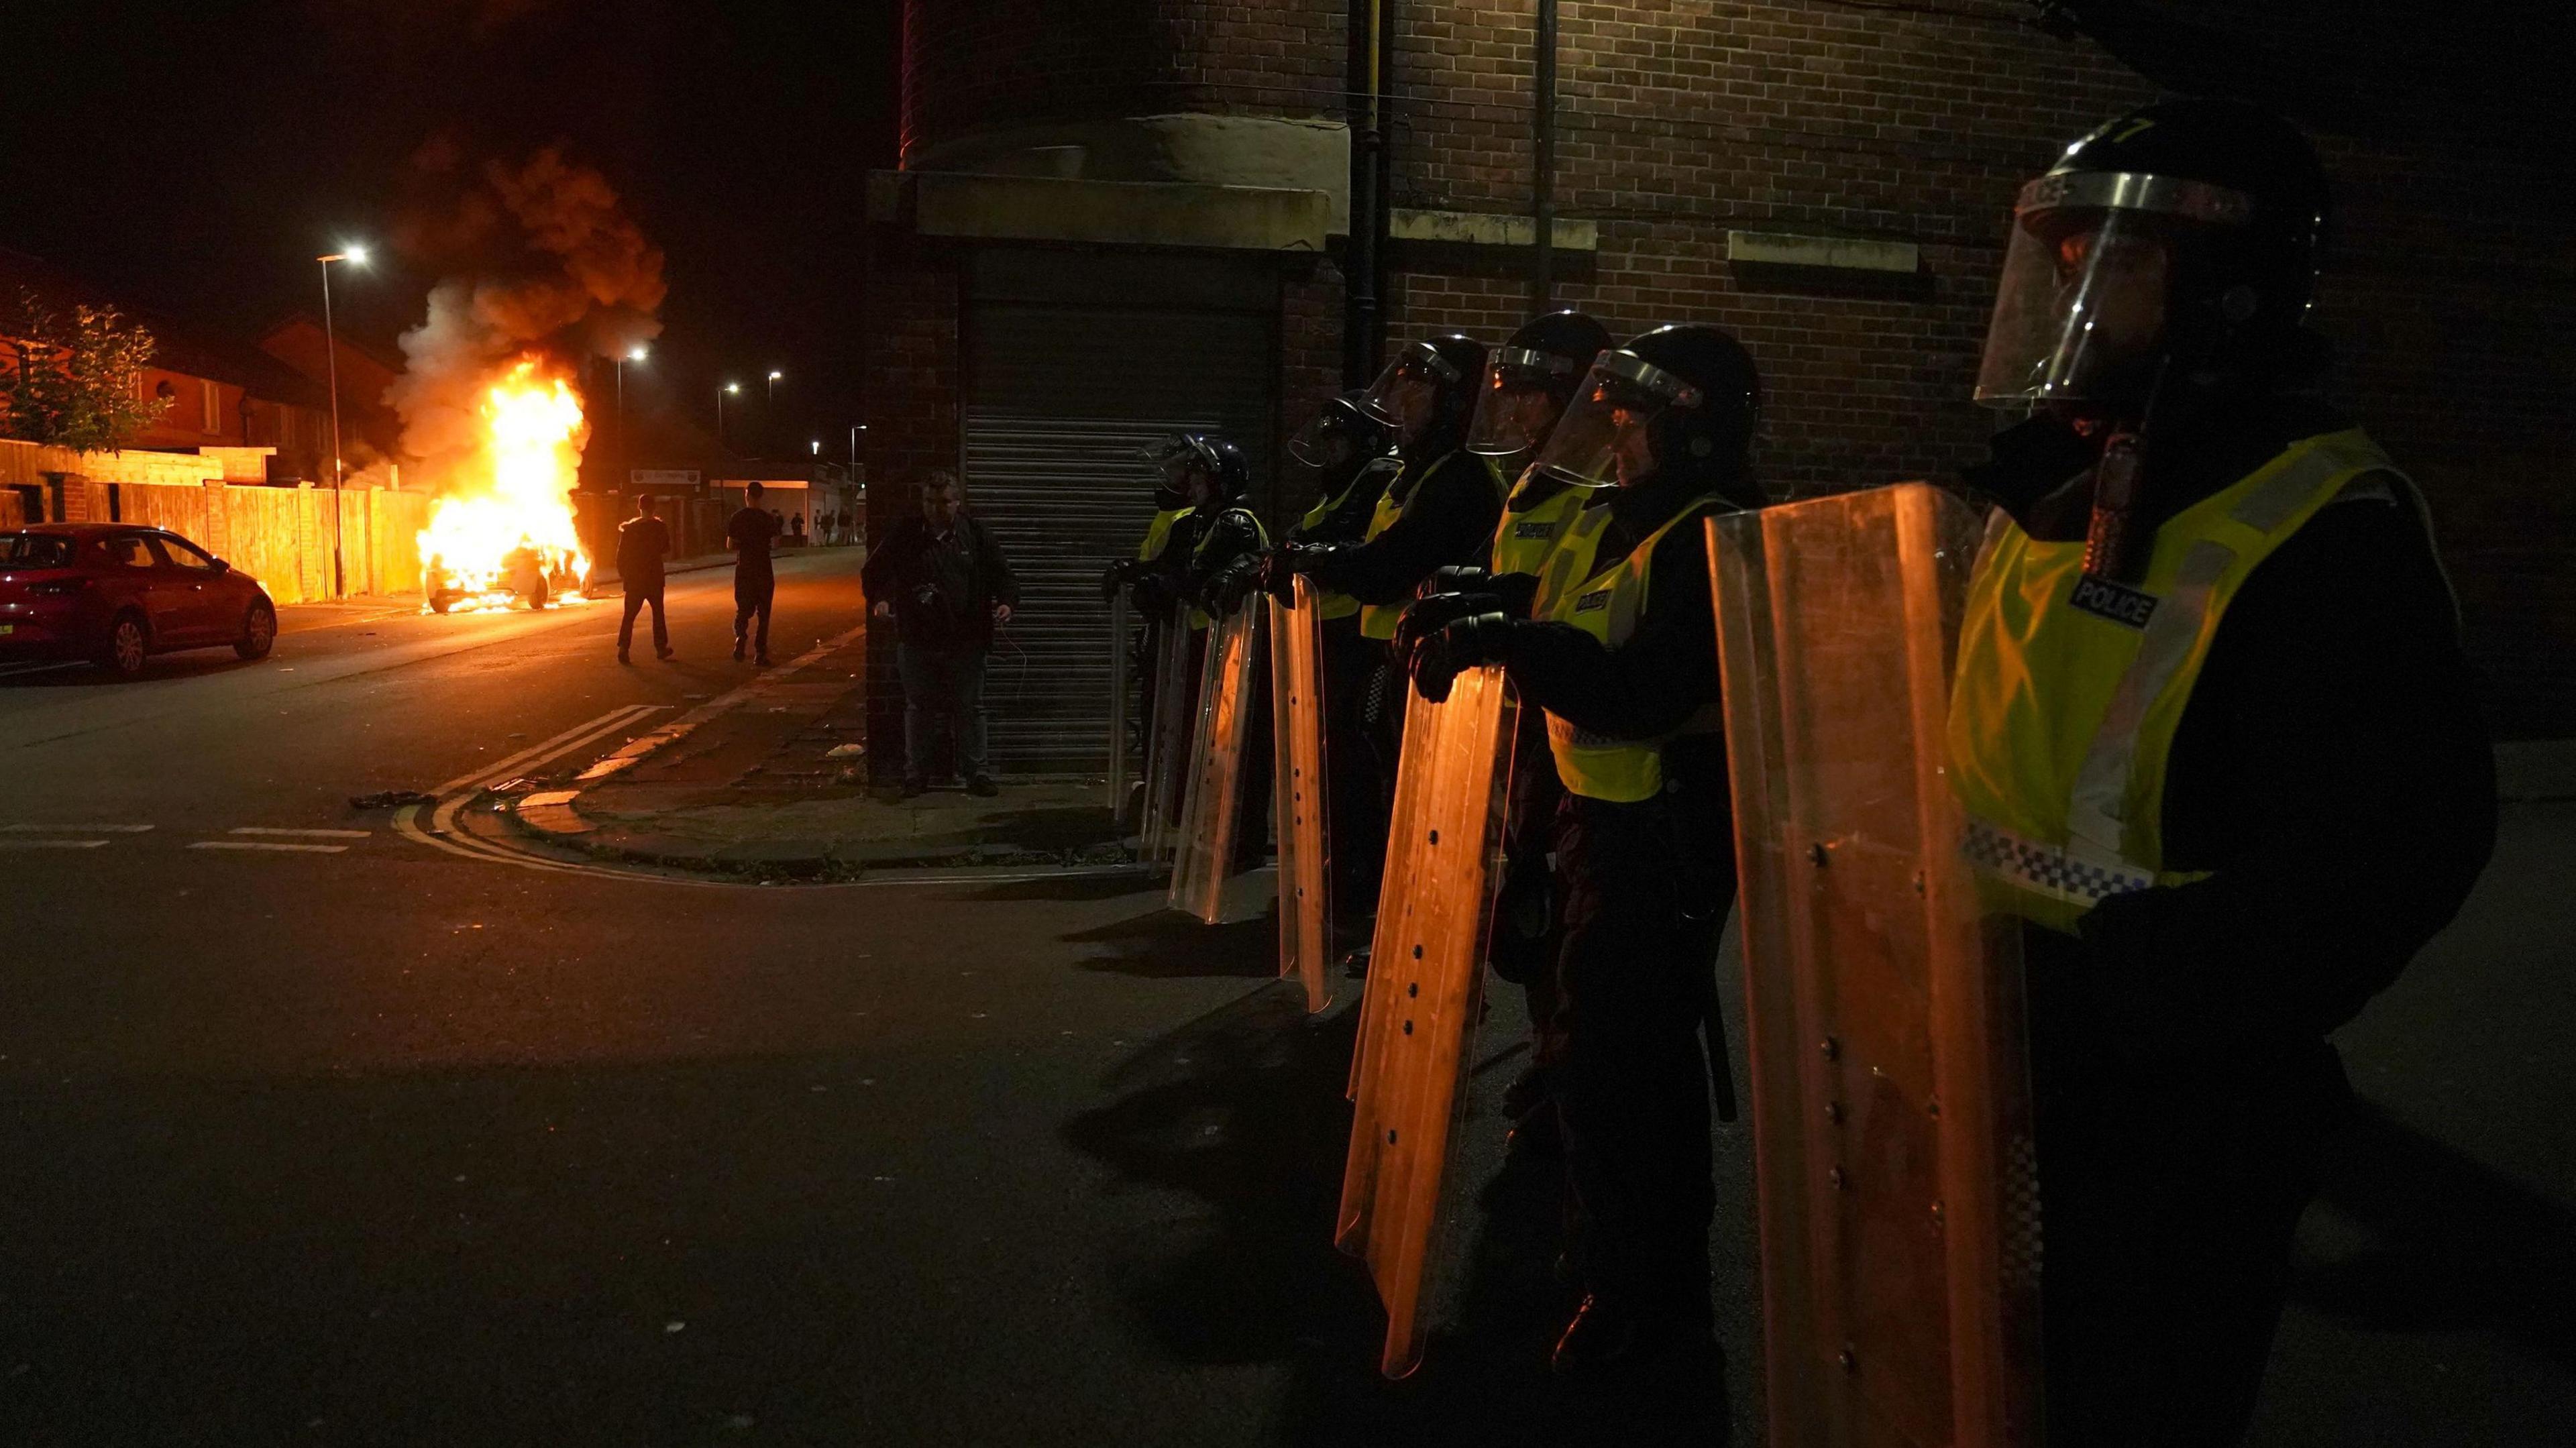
418;357;592;612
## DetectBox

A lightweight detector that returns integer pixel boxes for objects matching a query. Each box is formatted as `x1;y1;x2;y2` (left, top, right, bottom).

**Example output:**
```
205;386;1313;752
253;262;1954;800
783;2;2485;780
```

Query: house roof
0;245;332;411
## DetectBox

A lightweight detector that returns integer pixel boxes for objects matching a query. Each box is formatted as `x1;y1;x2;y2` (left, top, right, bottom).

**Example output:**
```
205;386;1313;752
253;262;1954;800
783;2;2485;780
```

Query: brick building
863;1;2575;771
1;246;341;487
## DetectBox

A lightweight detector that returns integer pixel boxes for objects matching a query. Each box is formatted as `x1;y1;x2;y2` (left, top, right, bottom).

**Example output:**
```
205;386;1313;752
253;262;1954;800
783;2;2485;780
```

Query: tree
1;288;171;453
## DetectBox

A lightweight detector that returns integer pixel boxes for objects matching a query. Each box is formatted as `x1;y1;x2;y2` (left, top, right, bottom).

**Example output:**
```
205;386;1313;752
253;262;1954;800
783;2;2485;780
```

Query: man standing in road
616;494;673;664
863;469;1018;798
729;480;782;665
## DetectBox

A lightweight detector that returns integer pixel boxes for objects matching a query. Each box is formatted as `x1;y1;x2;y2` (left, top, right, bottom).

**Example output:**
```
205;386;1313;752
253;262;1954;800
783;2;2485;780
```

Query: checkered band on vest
1963;818;2155;905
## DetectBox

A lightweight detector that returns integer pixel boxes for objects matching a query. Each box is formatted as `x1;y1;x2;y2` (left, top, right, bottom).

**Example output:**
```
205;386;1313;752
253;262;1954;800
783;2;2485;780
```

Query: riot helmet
1287;392;1393;474
1532;323;1761;492
1144;432;1249;508
1466;310;1615;457
1974;98;2330;412
1356;333;1489;448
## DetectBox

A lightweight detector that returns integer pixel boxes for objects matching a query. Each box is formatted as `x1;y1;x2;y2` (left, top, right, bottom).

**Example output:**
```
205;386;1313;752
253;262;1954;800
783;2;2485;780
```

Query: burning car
416;359;594;614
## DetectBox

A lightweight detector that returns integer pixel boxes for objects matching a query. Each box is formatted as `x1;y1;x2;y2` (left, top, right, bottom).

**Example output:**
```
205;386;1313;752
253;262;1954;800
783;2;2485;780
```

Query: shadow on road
2292;1098;2576;1370
1062;983;1733;1447
1065;908;1280;981
0;652;267;689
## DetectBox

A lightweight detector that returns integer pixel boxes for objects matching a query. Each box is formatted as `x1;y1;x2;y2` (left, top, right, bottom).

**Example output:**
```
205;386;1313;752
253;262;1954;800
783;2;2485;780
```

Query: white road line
228;826;372;839
188;841;350;855
429;702;667;797
0;839;109;850
2;823;154;833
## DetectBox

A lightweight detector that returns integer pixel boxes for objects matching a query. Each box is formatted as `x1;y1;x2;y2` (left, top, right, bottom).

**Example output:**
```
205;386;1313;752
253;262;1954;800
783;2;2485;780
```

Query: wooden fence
116;484;432;604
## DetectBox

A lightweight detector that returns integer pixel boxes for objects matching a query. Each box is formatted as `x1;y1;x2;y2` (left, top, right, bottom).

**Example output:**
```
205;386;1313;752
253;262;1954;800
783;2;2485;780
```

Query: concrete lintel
1726;230;1921;274
885;170;1331;253
1388;208;1599;252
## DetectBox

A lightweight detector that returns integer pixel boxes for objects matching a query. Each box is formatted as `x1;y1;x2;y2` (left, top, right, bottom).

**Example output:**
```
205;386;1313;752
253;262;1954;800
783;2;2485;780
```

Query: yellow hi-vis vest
1489;468;1586;578
1947;428;2414;934
1534;494;1727;802
1358;451;1510;641
1184;507;1271;630
1296;460;1392;622
1137;506;1191;563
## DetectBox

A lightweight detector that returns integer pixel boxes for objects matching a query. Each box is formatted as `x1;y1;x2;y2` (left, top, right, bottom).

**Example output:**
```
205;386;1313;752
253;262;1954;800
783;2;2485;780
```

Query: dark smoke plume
386;144;664;492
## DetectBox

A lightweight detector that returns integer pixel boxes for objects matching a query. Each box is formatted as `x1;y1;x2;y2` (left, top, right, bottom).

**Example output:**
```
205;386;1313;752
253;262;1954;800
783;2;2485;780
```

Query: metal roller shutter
963;257;1277;772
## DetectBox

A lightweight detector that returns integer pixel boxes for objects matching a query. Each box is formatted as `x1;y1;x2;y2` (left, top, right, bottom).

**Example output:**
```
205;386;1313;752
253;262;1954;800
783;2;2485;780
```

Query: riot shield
1136;618;1195;867
1269;575;1335;1013
1168;600;1268;924
1708;483;2041;1448
1106;588;1132;820
1336;662;1517;1379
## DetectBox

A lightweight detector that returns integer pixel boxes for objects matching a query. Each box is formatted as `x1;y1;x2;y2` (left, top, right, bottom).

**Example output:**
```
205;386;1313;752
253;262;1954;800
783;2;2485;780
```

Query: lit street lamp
316;244;369;598
616;346;647;478
717;381;741;447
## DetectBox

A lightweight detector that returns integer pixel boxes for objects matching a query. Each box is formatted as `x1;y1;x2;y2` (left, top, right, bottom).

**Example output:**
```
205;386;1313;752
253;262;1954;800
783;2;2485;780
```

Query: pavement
3;540;2572;1446
496;618;1126;878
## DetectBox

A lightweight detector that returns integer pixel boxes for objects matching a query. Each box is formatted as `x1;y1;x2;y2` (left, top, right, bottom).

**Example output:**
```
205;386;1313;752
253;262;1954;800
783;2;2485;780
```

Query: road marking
429;702;667;797
189;841;350;854
229;826;372;838
0;838;109;850
2;823;154;833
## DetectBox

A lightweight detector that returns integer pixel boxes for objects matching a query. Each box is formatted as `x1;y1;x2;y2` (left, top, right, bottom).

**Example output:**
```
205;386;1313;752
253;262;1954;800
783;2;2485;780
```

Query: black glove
1411;612;1515;703
1425;566;1541;618
1099;558;1141;602
1427;565;1493;597
1393;591;1501;663
1259;542;1342;600
1205;553;1263;614
1131;570;1177;619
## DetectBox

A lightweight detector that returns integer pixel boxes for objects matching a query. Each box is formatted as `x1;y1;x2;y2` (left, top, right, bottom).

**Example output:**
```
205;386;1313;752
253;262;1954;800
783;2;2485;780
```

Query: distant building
258;313;403;467
0;246;336;485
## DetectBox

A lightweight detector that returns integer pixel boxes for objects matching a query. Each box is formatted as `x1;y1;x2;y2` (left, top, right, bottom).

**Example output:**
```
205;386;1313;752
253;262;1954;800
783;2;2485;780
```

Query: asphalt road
3;545;2570;1446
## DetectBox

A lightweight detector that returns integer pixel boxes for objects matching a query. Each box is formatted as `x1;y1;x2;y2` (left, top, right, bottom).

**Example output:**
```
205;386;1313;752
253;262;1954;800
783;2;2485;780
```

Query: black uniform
1976;398;2497;1445
1503;476;1737;1313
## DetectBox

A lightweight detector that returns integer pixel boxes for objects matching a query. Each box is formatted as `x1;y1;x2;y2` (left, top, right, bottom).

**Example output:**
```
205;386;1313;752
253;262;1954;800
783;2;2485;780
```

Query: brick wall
1364;0;2571;732
889;0;2576;732
900;0;1349;164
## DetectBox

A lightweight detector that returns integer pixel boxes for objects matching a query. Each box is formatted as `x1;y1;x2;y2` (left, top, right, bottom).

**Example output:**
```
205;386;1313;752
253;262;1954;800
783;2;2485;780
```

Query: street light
316;244;369;598
717;381;741;446
615;345;647;479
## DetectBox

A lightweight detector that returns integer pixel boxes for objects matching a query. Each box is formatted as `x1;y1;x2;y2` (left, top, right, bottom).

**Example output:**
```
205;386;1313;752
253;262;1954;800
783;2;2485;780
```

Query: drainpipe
1344;0;1385;386
1530;0;1558;312
1372;0;1395;366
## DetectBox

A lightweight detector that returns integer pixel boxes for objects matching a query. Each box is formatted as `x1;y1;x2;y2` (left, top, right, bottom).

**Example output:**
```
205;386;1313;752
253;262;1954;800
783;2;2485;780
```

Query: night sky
0;0;902;462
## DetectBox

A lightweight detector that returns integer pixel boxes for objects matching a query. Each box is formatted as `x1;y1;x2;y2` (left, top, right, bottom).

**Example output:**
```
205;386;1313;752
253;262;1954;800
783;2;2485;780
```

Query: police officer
1101;450;1203;618
1148;433;1273;870
1397;310;1615;1152
1949;99;2495;1443
1263;333;1505;930
1211;394;1401;914
1412;323;1764;1374
1102;449;1207;814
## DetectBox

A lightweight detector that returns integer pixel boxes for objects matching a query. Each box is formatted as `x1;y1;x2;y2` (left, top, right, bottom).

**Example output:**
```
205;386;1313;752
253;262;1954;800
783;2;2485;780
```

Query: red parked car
0;523;278;677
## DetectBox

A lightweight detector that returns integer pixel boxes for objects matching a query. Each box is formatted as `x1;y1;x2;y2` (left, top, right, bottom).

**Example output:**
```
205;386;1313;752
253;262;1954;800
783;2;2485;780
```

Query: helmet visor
1532;350;1703;489
1465;346;1580;456
1140;437;1219;497
1974;171;2248;408
1287;408;1366;470
1356;343;1465;442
